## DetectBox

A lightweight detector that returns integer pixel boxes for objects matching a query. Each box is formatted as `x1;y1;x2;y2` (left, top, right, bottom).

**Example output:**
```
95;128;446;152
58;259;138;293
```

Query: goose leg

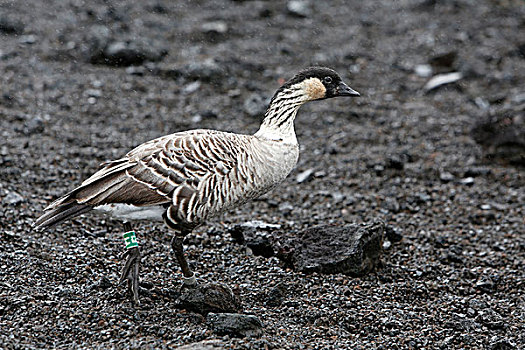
118;222;141;304
171;232;197;286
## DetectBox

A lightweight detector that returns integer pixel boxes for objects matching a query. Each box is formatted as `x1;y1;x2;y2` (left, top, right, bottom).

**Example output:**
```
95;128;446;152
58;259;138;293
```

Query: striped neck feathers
255;78;325;143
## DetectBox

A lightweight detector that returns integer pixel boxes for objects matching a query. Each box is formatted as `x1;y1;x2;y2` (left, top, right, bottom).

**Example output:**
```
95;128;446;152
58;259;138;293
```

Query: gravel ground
1;0;524;348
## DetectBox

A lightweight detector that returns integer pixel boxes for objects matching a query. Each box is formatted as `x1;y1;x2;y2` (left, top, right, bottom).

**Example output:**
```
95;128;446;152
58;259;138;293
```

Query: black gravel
1;0;524;348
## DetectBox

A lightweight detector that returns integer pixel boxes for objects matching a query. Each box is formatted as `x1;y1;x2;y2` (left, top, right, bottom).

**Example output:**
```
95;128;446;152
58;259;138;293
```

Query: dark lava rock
177;283;241;315
147;3;169;15
385;225;403;243
97;276;112;290
91;40;167;67
206;313;263;338
428;51;457;72
464;166;492;177
290;222;384;276
517;42;525;59
385;154;407;170
373;164;385;175
229;222;278;258
246;237;274;258
86;25;167;67
0;16;24;35
471;111;524;167
265;283;286;307
1;93;17;108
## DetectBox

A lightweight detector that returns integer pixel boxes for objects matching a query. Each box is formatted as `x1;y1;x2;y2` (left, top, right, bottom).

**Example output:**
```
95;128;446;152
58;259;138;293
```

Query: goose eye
324;76;332;84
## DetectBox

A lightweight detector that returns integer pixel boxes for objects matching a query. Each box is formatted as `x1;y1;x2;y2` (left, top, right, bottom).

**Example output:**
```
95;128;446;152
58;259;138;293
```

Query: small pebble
440;171;455;183
287;0;312;18
414;64;433;77
201;21;228;34
296;168;314;183
19;34;36;44
460;177;475;186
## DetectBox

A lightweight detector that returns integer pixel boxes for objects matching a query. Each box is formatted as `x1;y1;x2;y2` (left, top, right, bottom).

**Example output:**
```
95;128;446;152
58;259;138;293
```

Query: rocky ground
1;0;524;348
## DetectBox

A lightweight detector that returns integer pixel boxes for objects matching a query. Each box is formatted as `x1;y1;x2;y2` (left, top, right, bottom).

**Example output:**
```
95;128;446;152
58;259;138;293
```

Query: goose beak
336;82;360;97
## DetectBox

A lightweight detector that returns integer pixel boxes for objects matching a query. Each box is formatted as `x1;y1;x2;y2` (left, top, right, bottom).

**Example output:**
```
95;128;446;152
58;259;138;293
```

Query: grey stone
206;313;263;338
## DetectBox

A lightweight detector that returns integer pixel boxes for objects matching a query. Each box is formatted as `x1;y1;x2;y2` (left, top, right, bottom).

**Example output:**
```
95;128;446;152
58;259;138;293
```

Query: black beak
336;82;360;97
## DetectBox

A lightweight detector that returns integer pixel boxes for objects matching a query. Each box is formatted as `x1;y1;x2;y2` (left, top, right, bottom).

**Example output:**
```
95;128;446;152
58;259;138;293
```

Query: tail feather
33;202;93;230
34;154;174;230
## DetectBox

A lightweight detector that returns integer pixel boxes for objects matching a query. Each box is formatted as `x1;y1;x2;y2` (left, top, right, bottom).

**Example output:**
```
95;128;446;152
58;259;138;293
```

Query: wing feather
36;129;250;230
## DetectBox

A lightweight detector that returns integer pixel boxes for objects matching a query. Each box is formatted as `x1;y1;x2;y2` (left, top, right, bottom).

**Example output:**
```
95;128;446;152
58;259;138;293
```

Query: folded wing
33;130;241;230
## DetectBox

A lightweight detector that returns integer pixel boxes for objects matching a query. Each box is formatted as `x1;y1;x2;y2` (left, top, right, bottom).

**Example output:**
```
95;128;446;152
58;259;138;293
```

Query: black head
281;66;360;100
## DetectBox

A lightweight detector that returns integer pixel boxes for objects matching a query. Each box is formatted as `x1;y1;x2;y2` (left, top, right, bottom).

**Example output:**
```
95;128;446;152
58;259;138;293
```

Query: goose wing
35;130;243;229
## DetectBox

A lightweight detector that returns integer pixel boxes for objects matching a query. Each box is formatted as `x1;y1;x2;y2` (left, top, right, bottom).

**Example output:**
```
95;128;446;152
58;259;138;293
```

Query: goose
34;66;360;303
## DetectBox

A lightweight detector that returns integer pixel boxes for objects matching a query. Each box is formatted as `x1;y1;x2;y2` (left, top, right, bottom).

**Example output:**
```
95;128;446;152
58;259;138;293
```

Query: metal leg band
182;272;197;286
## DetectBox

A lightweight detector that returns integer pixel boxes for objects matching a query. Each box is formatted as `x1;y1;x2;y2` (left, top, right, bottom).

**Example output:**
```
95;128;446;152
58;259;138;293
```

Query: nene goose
34;67;360;303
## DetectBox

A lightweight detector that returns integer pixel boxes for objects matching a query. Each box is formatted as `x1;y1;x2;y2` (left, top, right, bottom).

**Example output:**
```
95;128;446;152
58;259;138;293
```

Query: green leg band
123;231;138;249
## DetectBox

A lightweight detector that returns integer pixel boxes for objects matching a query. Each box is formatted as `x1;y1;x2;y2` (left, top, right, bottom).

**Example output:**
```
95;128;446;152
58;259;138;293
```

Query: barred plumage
34;130;300;231
33;67;359;302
